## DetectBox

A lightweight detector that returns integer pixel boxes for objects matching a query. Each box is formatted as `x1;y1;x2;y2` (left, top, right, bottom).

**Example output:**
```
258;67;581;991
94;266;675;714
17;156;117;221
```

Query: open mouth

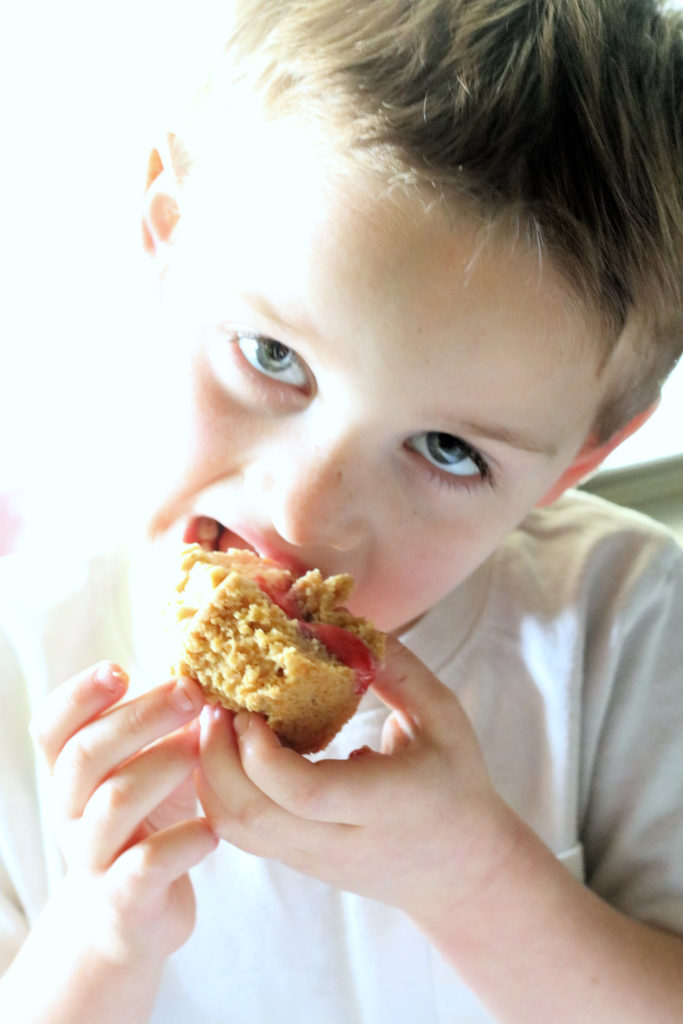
183;516;254;554
182;515;308;578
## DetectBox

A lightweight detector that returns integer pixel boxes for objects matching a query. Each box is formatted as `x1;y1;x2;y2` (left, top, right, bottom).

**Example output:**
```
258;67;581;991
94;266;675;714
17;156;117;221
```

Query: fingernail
171;677;202;714
94;663;129;694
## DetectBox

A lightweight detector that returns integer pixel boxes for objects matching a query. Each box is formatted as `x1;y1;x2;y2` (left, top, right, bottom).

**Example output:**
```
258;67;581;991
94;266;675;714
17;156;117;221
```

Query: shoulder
480;490;683;716
496;490;682;618
512;488;680;560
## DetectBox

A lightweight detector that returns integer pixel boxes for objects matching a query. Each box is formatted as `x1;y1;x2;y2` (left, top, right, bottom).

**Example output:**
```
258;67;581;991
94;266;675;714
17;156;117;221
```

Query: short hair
185;0;683;440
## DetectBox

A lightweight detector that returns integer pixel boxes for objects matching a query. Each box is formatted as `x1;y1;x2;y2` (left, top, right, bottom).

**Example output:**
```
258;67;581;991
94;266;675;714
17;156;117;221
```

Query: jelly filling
255;574;377;694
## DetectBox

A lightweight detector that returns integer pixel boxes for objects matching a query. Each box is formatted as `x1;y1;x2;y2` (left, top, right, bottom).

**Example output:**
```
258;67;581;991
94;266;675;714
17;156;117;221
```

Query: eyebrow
241;293;319;342
243;292;559;458
457;419;559;458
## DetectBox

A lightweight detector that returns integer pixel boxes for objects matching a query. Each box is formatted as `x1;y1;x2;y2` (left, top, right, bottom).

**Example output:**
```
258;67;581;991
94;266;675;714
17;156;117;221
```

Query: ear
537;401;660;506
141;133;191;259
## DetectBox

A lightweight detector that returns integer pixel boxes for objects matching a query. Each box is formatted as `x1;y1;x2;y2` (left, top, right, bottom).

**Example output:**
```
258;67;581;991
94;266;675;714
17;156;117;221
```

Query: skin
143;116;633;632
199;644;683;1023
1;664;216;1024
3;113;678;1022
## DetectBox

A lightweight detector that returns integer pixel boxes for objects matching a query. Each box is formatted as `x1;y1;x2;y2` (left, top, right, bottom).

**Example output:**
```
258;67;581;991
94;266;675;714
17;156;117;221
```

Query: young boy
1;1;682;1021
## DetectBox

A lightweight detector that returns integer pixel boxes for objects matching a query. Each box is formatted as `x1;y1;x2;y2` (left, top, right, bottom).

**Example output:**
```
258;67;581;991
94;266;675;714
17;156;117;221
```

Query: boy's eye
237;333;309;388
408;431;489;480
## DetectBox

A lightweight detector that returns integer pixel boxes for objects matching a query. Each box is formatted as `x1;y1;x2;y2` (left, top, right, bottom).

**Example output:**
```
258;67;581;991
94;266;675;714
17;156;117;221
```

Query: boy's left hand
196;636;519;924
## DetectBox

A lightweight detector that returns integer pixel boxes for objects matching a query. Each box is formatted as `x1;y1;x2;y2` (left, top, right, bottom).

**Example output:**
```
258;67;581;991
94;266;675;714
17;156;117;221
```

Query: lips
182;515;308;577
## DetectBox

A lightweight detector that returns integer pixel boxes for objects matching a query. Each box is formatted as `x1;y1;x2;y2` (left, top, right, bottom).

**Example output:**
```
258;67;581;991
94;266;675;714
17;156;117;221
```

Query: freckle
336;469;343;482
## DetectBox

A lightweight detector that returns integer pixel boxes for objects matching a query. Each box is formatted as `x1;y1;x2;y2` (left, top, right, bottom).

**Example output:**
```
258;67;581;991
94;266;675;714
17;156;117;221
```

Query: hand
30;663;218;968
197;636;519;926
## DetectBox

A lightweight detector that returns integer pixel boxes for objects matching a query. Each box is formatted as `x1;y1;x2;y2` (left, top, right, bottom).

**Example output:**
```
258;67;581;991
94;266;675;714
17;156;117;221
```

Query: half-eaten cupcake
170;543;386;754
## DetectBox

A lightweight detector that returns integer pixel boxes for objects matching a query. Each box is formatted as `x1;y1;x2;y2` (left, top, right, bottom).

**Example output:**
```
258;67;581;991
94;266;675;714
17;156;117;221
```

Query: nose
246;427;369;551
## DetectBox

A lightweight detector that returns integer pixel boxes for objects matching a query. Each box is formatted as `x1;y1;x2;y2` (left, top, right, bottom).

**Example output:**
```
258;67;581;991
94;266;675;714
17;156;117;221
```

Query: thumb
372;634;469;743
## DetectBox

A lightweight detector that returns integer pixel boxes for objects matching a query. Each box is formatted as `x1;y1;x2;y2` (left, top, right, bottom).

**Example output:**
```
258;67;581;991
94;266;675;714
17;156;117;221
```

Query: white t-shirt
1;491;681;1023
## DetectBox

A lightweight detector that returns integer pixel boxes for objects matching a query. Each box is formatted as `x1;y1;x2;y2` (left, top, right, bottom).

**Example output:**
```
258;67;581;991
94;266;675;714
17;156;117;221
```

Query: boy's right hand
29;663;217;968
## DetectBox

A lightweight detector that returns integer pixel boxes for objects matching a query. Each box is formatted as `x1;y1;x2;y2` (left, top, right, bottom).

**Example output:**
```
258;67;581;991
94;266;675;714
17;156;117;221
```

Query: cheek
165;349;238;470
185;362;269;486
132;352;219;525
351;530;489;632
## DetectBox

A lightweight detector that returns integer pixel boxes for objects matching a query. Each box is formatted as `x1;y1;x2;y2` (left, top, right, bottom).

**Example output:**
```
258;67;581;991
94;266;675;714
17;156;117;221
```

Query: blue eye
237;333;310;388
408;431;489;480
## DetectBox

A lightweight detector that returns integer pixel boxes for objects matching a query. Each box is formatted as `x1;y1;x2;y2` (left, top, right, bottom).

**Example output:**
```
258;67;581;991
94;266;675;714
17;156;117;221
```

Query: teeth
196;516;221;548
187;516;257;556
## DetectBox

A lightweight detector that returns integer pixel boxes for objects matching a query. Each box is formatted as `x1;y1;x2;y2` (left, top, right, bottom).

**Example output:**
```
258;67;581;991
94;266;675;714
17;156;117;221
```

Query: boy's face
147;117;611;632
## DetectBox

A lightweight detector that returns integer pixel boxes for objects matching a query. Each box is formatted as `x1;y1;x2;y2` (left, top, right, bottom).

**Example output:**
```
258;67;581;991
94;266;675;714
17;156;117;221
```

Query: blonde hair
186;0;682;440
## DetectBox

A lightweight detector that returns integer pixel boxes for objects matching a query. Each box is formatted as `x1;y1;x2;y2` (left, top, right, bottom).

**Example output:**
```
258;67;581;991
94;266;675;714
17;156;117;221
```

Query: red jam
297;621;377;694
254;574;302;620
254;575;377;693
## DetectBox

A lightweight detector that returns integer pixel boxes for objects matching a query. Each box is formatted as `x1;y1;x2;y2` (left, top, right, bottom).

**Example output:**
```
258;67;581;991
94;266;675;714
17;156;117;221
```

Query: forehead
180;115;588;315
173;113;609;437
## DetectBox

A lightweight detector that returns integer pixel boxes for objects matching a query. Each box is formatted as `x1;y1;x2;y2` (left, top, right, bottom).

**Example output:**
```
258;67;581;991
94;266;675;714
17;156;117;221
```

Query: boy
1;0;682;1021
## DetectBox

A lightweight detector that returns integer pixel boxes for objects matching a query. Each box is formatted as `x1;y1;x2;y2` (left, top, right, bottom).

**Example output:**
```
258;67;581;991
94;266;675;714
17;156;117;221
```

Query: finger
371;634;466;738
145;767;199;833
56;677;205;820
197;705;276;840
107;817;218;913
380;710;415;755
82;728;200;869
30;662;129;769
197;706;344;860
234;712;392;825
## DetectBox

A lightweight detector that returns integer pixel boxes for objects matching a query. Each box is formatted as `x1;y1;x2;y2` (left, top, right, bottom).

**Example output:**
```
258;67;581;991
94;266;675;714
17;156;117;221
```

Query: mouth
183;516;250;554
182;515;307;577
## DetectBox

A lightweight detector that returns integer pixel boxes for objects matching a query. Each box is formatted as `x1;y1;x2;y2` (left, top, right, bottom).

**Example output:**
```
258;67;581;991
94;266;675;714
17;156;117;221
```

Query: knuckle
290;778;326;819
88;774;133;824
101;776;134;817
213;811;276;861
104;844;163;925
126;840;162;885
107;865;142;920
234;796;269;833
60;731;98;780
124;699;153;737
227;799;281;856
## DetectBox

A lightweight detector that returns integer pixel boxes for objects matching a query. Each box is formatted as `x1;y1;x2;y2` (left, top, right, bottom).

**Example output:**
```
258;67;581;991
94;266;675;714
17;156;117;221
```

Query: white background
1;1;681;504
0;3;235;498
